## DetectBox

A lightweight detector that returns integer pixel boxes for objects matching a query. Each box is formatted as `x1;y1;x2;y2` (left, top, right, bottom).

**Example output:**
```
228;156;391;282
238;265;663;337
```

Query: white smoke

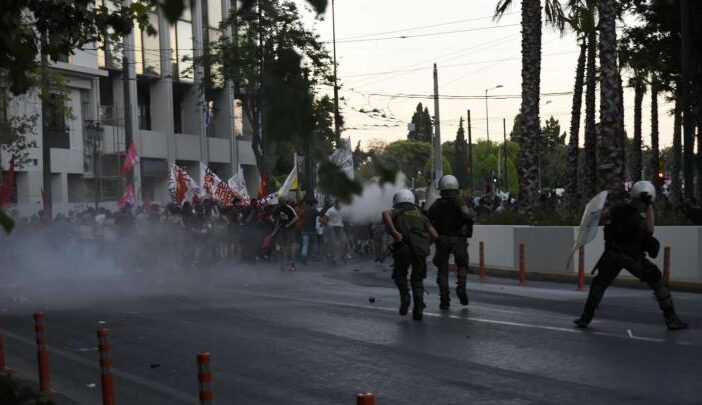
341;173;409;224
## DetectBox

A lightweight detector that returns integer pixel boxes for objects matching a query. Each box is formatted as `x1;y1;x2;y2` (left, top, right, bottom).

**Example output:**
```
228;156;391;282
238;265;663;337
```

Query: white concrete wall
468;225;702;283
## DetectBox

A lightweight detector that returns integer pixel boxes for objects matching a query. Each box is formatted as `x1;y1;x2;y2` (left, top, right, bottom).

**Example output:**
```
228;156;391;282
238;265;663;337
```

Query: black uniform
389;202;433;320
575;201;687;329
427;196;473;309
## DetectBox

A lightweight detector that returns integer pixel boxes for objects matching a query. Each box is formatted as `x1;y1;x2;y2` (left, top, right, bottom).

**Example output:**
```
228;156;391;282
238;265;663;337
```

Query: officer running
382;189;438;321
427;175;474;310
574;181;688;330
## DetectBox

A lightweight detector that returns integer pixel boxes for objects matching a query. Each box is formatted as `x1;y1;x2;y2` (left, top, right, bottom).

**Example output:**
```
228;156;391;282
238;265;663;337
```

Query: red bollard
577;246;586;291
479;241;485;281
33;313;53;395
197;353;214;405
518;243;526;286
0;322;10;374
97;329;115;405
663;246;671;285
357;392;376;405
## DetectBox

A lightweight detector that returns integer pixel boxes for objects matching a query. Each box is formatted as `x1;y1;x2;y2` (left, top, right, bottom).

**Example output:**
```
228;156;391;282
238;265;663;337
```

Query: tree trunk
632;76;645;182
596;0;624;196
517;0;542;212
650;81;662;195
566;41;587;206
671;97;683;206
583;31;597;200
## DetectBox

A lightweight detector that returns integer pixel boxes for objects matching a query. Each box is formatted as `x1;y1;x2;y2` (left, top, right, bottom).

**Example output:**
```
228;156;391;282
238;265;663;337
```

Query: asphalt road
1;260;701;404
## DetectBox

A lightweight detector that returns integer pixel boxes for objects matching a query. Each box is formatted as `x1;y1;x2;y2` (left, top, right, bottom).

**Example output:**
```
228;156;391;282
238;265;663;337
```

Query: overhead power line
329;12;518;42
347;90;574;100
325;23;521;44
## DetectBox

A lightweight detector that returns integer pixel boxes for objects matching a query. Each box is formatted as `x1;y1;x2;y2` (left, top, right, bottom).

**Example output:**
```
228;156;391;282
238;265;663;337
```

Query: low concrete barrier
468;225;702;283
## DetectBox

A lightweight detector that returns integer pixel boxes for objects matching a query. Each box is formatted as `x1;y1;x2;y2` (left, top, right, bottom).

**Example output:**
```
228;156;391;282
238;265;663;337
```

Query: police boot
574;300;597;328
394;279;410;316
412;286;424;321
456;268;469;306
653;283;688;330
436;271;450;310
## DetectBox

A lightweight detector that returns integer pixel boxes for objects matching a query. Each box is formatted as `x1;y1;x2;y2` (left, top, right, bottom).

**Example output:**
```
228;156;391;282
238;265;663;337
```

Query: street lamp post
484;84;503;143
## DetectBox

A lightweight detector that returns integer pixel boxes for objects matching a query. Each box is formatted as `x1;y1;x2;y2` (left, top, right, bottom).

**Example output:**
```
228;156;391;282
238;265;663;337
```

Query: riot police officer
382;190;438;321
575;181;688;330
427;175;474;310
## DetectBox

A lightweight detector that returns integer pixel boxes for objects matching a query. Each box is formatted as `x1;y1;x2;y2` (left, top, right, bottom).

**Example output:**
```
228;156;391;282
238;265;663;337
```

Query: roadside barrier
577;246;586;291
0;322;9;374
197;352;214;405
97;328;116;405
32;312;53;395
479;241;485;281
518;243;526;286
356;392;375;405
663;246;671;285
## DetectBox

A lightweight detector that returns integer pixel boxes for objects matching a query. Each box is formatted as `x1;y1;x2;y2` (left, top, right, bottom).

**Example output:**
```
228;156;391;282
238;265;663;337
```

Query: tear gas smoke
340;173;409;224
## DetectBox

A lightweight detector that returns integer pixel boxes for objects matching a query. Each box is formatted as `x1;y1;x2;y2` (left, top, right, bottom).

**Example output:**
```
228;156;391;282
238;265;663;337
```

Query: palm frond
493;0;514;22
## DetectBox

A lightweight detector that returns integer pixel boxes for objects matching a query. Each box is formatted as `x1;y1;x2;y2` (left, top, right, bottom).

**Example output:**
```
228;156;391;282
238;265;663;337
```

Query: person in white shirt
323;201;346;264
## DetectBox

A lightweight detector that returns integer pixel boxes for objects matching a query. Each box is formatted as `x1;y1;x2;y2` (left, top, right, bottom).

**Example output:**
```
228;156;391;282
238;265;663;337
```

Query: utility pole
432;64;443;186
467;109;473;196
503;117;508;194
122;56;134;190
332;0;341;138
40;31;52;219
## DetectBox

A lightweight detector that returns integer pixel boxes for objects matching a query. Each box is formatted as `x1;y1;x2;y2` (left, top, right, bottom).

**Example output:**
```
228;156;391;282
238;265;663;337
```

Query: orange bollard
577;246;586;291
357;392;376;405
97;329;115;405
33;313;53;395
663;246;671;285
479;241;485;281
518;243;526;286
0;322;10;374
197;353;214;405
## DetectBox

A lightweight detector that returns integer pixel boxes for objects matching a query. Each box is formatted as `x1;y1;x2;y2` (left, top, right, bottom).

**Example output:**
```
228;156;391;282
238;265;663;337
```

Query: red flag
120;141;140;176
257;175;268;199
118;184;136;209
0;156;15;206
40;188;52;222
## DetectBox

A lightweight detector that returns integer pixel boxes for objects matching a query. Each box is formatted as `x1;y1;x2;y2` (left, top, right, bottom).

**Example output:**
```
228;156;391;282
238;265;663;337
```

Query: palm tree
628;73;646;182
565;0;596;205
596;0;624;194
494;0;565;212
649;77;662;194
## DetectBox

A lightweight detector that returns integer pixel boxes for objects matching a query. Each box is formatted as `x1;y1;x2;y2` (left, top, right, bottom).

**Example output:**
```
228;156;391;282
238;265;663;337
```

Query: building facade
0;0;258;217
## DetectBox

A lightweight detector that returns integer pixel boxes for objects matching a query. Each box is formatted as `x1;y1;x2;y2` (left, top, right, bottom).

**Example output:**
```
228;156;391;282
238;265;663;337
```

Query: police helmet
393;189;415;207
439;175;459;191
630;180;656;203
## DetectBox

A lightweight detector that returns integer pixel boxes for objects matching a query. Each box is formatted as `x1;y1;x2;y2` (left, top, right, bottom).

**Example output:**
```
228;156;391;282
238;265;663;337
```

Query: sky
301;0;675;151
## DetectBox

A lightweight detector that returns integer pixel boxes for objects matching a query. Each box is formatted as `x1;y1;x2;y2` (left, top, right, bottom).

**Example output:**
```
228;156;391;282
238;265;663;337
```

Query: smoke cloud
341;173;408;224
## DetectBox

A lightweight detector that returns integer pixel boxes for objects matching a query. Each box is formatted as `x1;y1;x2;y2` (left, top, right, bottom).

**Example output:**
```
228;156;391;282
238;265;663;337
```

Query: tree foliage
406;103;433;143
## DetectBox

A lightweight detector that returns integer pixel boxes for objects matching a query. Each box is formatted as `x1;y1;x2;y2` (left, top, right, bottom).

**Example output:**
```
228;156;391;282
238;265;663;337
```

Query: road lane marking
231;290;695;346
1;330;195;402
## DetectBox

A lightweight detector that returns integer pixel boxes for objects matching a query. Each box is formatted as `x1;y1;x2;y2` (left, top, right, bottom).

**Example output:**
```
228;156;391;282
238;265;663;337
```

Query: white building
0;0;259;217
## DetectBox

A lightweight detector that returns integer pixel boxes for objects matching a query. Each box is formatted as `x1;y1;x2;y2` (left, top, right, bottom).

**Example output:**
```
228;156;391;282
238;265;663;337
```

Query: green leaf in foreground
0;208;15;234
317;161;362;204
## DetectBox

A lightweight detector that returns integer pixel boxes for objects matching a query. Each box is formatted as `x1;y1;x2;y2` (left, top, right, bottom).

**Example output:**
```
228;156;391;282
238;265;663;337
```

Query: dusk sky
305;0;675;150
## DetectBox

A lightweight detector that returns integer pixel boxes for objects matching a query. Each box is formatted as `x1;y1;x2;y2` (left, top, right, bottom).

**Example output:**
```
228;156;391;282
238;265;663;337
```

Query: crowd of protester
0;197;390;275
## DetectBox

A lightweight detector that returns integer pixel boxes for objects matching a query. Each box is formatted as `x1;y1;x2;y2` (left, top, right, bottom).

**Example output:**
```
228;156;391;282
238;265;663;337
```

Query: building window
44;93;70;149
207;0;223;29
140;13;161;76
137;81;151;130
175;20;194;81
96;0;123;70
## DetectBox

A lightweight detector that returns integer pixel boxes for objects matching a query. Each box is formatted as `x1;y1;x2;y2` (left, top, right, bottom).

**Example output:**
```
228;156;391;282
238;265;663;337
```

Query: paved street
1;260;701;404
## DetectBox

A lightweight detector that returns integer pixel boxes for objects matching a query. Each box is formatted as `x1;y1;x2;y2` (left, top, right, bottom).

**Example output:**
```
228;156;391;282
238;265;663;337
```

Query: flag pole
294;153;300;203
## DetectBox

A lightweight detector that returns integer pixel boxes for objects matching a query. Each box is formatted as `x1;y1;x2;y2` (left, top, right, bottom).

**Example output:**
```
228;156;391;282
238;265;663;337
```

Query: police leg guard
574;292;600;328
650;279;688;330
411;281;424;321
436;268;450;310
393;277;410;316
455;267;469;306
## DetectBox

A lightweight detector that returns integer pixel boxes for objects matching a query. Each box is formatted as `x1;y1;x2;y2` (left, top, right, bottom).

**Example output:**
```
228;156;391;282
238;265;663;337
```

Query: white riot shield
566;190;608;269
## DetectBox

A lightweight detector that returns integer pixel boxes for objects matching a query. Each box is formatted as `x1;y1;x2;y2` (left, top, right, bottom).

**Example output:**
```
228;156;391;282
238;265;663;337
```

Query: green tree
453;117;469;189
407;103;433;143
203;0;336;187
494;0;566;212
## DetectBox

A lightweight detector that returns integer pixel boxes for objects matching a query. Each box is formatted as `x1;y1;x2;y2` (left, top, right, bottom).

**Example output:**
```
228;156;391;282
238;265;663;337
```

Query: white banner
329;137;354;180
